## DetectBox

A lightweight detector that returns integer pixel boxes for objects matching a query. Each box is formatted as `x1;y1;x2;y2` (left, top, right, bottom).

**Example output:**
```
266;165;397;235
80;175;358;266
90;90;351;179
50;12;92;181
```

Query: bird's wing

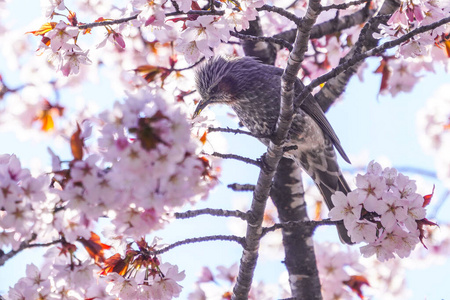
264;64;351;164
300;98;351;164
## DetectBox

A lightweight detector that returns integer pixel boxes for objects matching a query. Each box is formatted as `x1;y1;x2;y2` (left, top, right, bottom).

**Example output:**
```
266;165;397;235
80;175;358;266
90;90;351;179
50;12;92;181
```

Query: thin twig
262;219;339;236
230;31;293;51
0;238;63;266
172;57;205;72
210;151;261;167
78;14;139;30
165;9;225;17
257;5;302;26
152;235;245;255
208;126;262;138
286;0;300;9
174;208;249;220
227;183;256;192
170;0;181;12
305;15;450;95
322;0;370;11
351;14;391;55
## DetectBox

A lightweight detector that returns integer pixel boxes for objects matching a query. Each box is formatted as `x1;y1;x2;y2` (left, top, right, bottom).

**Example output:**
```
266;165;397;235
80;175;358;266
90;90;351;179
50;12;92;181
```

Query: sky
1;0;450;299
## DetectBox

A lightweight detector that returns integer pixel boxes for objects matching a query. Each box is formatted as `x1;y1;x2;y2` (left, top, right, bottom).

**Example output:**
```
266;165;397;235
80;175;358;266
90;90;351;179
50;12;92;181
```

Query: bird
193;56;353;244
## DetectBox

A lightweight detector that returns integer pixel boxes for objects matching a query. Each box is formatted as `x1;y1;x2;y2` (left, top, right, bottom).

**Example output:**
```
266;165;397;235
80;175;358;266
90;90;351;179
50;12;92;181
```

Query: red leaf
70;123;84;160
134;65;169;83
423;185;435;207
94;17;106;22
40;111;54;132
78;232;112;263
374;57;392;94
345;275;370;299
443;39;450;58
191;1;201;10
26;22;57;36
417;218;438;249
314;201;323;221
100;253;129;276
200;131;207;145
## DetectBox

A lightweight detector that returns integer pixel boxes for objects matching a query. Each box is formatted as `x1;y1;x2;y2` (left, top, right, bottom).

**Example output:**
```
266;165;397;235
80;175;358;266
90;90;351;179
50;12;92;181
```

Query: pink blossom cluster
417;84;450;188
52;87;218;240
329;161;432;261
189;264;276;299
33;20;91;77
0;154;53;250
7;238;185;300
315;242;368;300
7;259;110;299
2;86;217;298
30;0;266;75
374;0;450;58
106;262;185;299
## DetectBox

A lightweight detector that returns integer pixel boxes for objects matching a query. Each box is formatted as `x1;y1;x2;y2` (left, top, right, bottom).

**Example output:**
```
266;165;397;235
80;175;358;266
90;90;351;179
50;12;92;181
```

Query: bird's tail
297;142;353;244
316;173;353;245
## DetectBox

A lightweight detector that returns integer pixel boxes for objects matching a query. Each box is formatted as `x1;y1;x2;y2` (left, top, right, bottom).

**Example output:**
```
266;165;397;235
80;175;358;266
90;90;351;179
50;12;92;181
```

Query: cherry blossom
328;191;363;228
60;48;92;76
315;242;368;300
330;161;435;261
176;15;231;63
46;21;79;52
132;0;166;27
41;0;65;18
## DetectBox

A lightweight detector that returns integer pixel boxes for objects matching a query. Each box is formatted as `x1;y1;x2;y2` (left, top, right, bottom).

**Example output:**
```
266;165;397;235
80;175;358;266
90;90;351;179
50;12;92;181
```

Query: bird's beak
193;99;212;118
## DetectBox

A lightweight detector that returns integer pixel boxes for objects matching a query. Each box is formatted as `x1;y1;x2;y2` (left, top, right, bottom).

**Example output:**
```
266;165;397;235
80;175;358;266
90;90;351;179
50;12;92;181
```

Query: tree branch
322;0;370;11
304;15;450;102
274;5;375;42
207;126;248;135
270;158;322;299
165;9;225;17
172;57;205;71
0;237;63;266
208;126;260;138
262;219;340;236
77;9;226;30
314;0;399;112
210;151;261;167
174;208;249;220
239;18;278;65
257;4;302;26
78;14;139;30
152;235;245;255
232;1;321;298
227;183;256;192
230;31;293;51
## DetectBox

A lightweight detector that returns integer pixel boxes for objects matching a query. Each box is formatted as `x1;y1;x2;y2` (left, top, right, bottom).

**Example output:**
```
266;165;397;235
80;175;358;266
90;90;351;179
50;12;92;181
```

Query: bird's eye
209;84;219;95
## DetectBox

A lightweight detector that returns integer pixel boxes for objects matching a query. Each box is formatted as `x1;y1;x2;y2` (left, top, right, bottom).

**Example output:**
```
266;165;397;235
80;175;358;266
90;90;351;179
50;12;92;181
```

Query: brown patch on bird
217;75;238;96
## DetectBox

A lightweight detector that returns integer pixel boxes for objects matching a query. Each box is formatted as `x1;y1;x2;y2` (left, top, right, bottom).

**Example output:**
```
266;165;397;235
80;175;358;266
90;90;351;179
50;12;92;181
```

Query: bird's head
193;57;239;118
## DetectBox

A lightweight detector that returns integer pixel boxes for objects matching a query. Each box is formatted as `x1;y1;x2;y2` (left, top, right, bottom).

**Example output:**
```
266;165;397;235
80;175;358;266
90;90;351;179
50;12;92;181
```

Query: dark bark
240;18;278;65
271;158;322;299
